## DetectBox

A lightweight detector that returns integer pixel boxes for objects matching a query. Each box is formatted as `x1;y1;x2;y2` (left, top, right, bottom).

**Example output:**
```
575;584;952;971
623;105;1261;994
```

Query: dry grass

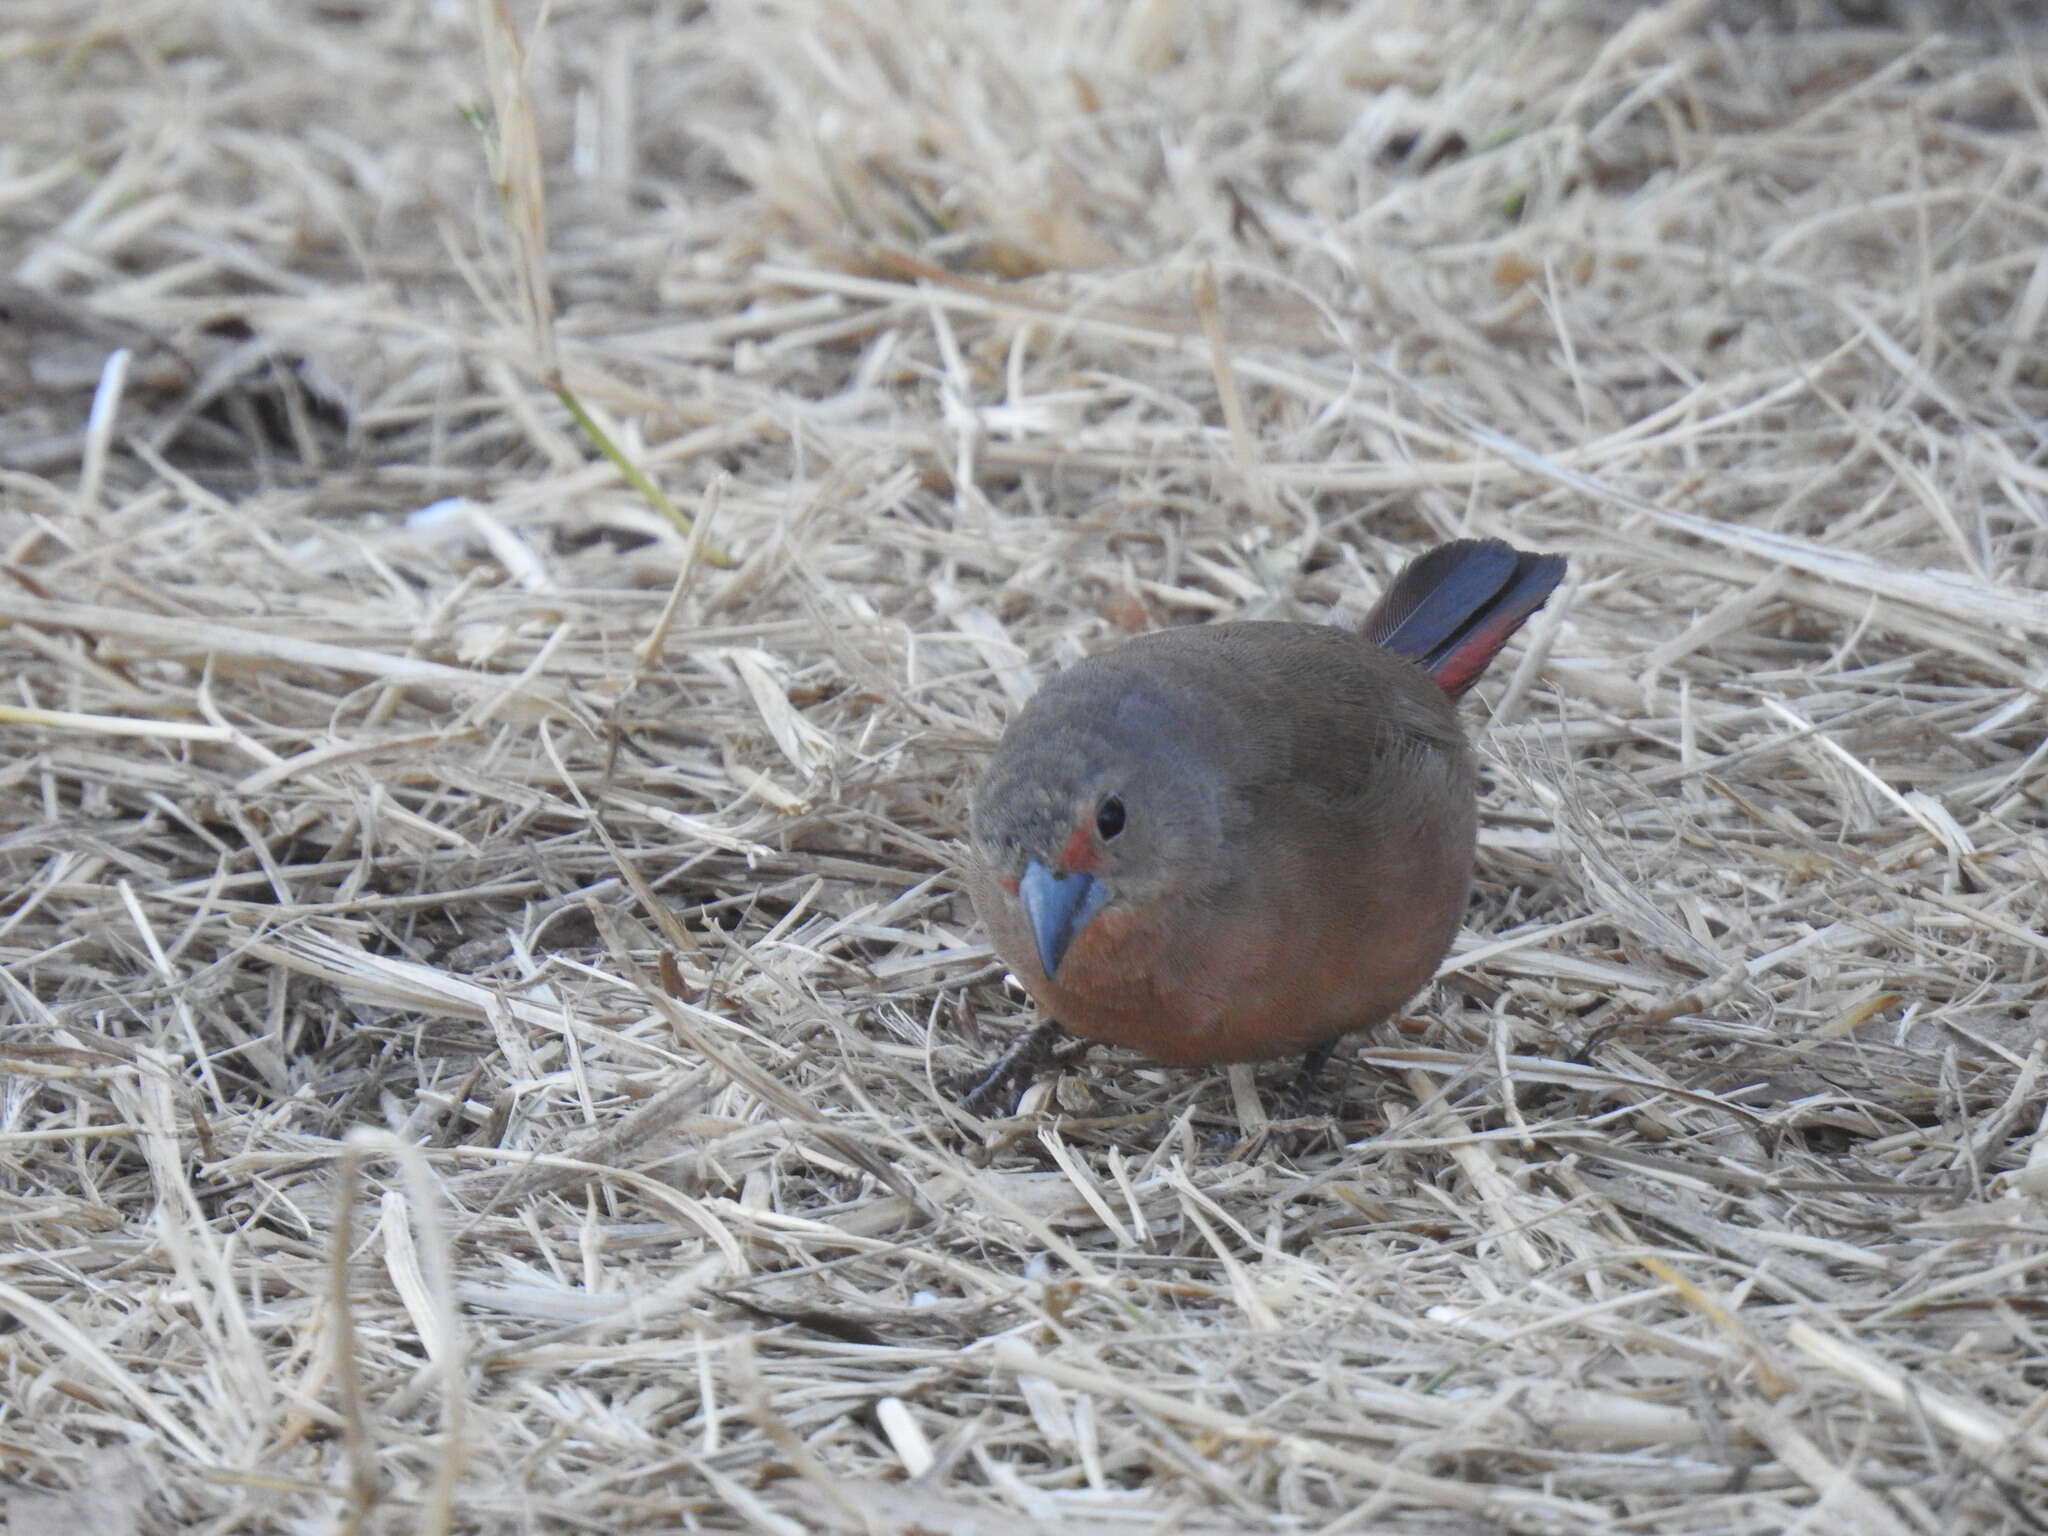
4;0;2047;1530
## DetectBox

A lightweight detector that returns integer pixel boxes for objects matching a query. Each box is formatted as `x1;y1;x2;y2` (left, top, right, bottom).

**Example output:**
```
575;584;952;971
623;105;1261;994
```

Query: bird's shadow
951;1021;1385;1161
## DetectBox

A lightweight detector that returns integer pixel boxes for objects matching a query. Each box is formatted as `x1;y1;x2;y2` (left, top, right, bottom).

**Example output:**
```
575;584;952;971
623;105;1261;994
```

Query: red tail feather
1362;539;1566;698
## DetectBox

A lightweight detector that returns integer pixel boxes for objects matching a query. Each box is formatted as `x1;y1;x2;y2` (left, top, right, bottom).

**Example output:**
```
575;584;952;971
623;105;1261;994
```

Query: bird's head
969;664;1237;979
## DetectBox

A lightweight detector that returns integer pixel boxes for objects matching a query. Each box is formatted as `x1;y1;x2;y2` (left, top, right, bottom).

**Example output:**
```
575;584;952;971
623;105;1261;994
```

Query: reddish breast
1024;903;1333;1064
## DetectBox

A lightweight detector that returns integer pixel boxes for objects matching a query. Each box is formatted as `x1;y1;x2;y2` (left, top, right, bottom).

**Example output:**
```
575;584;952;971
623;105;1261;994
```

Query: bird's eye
1095;795;1126;840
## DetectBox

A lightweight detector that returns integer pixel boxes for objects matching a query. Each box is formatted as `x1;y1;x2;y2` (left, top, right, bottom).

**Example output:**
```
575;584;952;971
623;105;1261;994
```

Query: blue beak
1018;860;1110;977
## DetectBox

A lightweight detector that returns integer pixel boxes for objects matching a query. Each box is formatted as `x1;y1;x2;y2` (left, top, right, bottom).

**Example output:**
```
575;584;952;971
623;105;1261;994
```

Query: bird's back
1064;621;1469;801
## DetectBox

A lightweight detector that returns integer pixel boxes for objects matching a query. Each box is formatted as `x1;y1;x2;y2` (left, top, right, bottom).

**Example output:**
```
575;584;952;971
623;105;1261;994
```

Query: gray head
969;657;1239;978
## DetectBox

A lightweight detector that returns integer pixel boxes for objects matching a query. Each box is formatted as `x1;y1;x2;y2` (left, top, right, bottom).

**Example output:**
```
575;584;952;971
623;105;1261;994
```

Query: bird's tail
1361;538;1567;698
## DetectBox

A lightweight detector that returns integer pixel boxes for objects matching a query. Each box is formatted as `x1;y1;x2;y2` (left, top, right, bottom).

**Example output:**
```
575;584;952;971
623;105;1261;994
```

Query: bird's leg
1295;1040;1338;1085
1270;1040;1343;1122
958;1018;1072;1115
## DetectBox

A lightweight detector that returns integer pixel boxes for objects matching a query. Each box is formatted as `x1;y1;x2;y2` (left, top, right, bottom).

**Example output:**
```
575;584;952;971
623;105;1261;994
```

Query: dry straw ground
3;0;2047;1531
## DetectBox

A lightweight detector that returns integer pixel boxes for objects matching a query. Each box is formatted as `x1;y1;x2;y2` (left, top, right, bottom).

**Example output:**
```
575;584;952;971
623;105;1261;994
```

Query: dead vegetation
3;0;2047;1531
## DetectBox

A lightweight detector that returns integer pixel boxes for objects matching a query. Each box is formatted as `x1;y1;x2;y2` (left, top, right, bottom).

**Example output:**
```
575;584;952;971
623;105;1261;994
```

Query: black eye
1095;795;1126;840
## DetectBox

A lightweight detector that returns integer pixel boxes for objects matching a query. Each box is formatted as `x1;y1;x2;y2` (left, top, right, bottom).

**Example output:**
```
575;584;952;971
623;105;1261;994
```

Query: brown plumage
966;538;1565;1067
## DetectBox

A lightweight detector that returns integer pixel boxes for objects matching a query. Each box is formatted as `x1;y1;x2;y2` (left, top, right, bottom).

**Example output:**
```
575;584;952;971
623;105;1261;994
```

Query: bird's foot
956;1019;1087;1116
1215;1046;1353;1159
1272;1041;1342;1121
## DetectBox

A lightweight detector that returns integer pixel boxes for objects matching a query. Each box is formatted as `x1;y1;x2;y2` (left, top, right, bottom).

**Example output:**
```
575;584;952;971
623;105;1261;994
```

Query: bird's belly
971;828;1470;1067
1035;899;1454;1066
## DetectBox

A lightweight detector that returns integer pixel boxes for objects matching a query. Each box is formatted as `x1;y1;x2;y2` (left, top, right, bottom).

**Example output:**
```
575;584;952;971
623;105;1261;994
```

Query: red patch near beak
1058;818;1099;873
999;874;1020;896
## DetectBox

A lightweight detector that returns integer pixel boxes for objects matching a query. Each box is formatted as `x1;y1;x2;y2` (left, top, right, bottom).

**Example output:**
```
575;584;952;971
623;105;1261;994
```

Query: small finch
967;538;1566;1070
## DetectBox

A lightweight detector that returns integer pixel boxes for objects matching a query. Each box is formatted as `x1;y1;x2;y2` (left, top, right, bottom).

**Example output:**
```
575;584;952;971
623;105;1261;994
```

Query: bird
964;537;1566;1081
